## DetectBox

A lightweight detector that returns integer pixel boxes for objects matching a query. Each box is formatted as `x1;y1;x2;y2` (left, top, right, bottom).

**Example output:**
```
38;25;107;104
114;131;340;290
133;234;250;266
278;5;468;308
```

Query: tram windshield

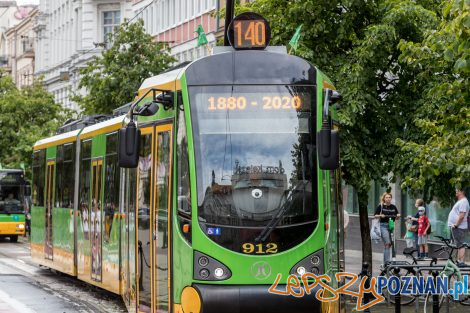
190;85;318;253
0;171;27;214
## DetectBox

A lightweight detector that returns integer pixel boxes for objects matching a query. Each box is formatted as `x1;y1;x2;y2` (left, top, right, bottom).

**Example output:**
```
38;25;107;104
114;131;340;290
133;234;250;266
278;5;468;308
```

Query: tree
396;0;469;204
0;71;65;178
240;0;439;268
73;19;175;114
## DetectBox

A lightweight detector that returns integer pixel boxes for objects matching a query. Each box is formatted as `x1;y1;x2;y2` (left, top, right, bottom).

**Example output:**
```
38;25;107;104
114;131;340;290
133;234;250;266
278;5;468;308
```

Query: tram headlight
198;256;209;267
214;268;224;278
310;255;320;266
290;249;324;276
199;269;210;279
194;251;232;281
296;266;306;276
17;224;24;229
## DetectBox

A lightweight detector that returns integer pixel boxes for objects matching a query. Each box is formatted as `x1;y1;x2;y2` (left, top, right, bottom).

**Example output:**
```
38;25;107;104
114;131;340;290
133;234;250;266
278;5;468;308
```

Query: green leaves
0;72;66;178
73;19;175;114
397;0;469;202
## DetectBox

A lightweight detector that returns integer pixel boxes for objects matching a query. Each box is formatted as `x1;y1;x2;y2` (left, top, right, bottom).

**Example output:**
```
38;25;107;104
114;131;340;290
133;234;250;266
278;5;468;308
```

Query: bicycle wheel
424;273;458;312
424;291;446;313
380;266;418;305
459;295;470;305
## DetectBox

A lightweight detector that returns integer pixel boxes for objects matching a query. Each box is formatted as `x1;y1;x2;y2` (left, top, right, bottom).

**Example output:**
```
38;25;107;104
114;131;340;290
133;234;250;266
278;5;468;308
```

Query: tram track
0;240;126;313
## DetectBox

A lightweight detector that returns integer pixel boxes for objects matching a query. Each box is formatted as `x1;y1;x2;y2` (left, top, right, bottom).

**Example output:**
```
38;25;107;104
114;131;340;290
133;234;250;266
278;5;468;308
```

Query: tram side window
32;149;46;207
79;140;92;240
177;108;191;242
104;133;119;242
55;143;75;208
177;110;191;216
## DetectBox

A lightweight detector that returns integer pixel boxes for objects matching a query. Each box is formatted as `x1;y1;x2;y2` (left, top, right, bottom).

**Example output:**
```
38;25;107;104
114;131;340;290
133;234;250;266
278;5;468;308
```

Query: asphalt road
0;237;127;313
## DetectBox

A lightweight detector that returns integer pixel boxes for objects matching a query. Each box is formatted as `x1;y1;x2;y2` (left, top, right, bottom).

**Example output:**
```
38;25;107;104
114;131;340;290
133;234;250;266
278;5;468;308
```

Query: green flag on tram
195;24;208;47
288;25;303;53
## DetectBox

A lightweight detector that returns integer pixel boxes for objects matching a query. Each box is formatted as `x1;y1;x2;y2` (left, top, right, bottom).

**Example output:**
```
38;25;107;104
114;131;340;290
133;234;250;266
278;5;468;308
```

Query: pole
432;271;439;313
393;267;401;313
361;262;371;313
224;0;235;46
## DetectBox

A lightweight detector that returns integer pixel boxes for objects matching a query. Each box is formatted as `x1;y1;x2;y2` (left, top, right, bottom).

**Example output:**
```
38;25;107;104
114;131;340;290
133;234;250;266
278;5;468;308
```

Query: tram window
55;145;64;208
177;110;191;215
79;140;92;240
177;108;191;242
56;143;75;208
32;149;46;207
104;133;119;242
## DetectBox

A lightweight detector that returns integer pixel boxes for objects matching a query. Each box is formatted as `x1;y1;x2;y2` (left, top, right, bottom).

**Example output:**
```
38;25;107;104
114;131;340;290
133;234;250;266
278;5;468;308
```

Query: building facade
132;0;219;64
34;0;133;111
4;8;37;88
0;2;36;74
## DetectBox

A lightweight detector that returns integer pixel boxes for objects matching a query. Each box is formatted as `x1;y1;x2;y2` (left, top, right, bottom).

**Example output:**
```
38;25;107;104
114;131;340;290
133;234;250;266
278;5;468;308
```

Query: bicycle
423;236;470;313
379;247;436;305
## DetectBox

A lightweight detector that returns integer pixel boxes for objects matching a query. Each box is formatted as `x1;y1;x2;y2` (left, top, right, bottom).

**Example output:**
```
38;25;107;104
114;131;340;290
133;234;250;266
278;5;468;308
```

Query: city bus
0;169;29;242
31;10;344;313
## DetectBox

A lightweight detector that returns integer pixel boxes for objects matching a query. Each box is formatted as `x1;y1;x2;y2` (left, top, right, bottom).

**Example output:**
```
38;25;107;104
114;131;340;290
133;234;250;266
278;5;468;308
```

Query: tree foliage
73;19;175;114
240;0;441;267
0;71;65;177
396;0;470;204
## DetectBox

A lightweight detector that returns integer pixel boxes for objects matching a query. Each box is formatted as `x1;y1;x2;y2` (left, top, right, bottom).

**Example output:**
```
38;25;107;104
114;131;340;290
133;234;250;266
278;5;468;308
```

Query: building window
103;10;121;47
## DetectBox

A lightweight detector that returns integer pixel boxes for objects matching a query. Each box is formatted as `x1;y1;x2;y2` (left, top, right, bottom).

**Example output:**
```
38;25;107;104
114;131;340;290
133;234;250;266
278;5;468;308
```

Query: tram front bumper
192;283;322;313
0;222;25;235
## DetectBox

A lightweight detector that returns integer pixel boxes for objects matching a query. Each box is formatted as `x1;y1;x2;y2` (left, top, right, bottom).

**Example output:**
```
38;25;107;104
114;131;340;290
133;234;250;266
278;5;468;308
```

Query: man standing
448;188;469;267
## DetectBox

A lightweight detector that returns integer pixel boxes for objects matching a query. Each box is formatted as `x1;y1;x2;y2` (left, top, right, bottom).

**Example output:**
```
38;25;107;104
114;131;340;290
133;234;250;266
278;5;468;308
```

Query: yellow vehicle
0;169;29;242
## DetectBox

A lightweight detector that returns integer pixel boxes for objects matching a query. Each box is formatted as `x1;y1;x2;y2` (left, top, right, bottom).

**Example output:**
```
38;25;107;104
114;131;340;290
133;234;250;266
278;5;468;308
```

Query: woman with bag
374;192;400;265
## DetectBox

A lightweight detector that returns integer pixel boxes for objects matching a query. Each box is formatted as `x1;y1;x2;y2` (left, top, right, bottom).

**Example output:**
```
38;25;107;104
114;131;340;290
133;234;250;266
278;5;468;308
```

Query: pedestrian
417;206;430;258
448;188;469;267
412;199;424;248
374;192;400;265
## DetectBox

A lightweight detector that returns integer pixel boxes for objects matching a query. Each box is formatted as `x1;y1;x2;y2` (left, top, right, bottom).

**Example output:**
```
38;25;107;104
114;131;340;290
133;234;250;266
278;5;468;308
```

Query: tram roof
33;129;82;151
79;115;126;140
137;66;187;97
34;115;127;150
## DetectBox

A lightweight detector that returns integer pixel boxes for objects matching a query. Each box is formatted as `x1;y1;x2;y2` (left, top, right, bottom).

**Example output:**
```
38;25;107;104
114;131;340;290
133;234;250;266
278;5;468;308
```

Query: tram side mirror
137;101;159;116
318;129;339;170
318;88;340;170
119;121;141;168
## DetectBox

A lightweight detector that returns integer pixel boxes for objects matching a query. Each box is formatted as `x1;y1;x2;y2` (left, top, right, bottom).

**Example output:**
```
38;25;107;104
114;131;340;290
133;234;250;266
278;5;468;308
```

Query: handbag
370;205;382;242
426;218;432;234
371;219;381;242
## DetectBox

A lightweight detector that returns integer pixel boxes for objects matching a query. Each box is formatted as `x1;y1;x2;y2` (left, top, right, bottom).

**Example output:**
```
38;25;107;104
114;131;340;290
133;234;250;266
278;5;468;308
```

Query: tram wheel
10;235;18;243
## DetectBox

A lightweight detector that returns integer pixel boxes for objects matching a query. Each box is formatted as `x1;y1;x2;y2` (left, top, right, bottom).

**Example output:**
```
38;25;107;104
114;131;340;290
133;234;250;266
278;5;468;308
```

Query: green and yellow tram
0;169;29;241
31;12;344;313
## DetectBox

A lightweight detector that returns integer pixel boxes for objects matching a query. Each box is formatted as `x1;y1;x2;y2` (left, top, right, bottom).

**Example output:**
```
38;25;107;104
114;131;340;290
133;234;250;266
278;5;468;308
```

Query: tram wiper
254;181;308;243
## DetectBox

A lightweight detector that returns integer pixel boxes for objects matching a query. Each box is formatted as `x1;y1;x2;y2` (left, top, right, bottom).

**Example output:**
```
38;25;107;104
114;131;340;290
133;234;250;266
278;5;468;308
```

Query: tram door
137;128;153;312
45;161;55;260
91;160;103;282
136;124;172;313
152;124;172;313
